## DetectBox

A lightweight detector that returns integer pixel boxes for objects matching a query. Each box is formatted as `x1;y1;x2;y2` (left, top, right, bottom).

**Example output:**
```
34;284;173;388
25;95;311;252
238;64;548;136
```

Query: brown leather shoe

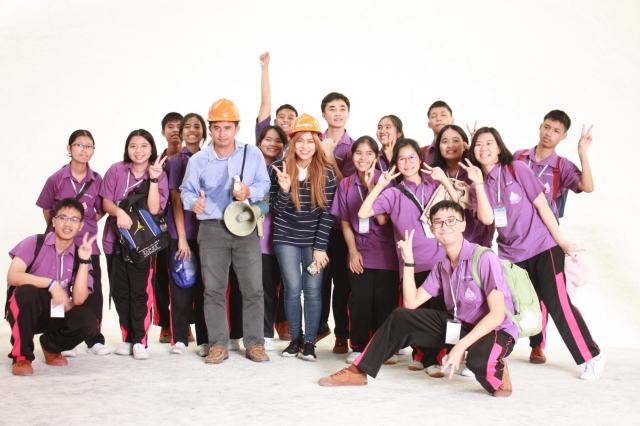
492;361;513;397
333;337;349;354
245;344;270;362
318;368;367;387
42;348;68;366
205;346;229;364
159;327;172;344
529;346;546;364
275;321;291;341
12;360;34;376
188;326;195;343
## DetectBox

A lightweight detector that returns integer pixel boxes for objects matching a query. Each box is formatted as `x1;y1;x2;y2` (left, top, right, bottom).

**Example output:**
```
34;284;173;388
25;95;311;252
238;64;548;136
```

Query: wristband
444;182;454;190
78;258;91;264
149;178;159;183
474;182;485;187
48;279;56;291
404;262;416;267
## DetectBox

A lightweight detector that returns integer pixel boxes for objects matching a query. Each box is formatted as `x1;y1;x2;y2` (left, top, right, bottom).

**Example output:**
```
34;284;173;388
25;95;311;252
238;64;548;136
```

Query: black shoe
282;339;302;357
298;341;317;362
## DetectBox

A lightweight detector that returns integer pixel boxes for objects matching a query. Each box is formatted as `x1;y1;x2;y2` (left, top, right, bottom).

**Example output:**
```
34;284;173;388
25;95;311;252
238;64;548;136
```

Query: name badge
445;319;461;344
423;222;435;238
358;217;369;234
494;207;508;228
51;300;65;318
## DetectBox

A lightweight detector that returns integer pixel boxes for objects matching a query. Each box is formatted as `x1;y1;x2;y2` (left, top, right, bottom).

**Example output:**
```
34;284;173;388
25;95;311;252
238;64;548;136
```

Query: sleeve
36;175;57;210
512;161;546;204
560;158;582;194
268;160;291;214
8;235;37;266
157;172;170;212
421;264;443;297
329;179;349;221
372;187;395;216
179;156;201;211
99;163;119;203
313;167;337;251
248;148;271;202
477;250;510;299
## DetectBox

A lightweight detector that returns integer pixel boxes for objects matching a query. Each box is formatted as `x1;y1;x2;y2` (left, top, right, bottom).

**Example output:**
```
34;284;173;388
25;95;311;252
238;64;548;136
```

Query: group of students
5;52;604;398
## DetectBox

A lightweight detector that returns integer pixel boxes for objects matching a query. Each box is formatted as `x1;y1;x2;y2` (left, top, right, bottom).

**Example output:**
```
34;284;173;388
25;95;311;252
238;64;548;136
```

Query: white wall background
1;0;638;347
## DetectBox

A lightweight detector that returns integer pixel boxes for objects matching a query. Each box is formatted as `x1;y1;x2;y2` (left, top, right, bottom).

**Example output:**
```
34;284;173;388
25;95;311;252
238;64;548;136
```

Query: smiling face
293;132;316;165
473;132;501;171
53;206;84;242
377;117;401;146
396;145;421;178
538;119;567;149
430;207;465;247
127;135;153;165
322;100;350;129
67;135;95;164
439;128;466;163
259;128;285;162
353;141;377;173
181;116;204;147
275;108;296;136
428;107;454;137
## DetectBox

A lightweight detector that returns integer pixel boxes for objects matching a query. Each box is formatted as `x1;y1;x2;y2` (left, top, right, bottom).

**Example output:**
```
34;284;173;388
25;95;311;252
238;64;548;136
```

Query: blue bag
170;252;198;289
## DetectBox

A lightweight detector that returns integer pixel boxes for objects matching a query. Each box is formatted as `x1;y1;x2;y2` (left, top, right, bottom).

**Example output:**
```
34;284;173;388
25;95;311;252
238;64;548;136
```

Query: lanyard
448;263;462;321
70;179;79;195
401;182;425;209
356;184;365;202
54;250;64;285
123;170;143;198
527;159;548;178
446;169;460;180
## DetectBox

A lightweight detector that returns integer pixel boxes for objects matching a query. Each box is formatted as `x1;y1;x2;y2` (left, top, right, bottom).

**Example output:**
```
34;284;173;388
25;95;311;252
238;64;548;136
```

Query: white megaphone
223;200;270;237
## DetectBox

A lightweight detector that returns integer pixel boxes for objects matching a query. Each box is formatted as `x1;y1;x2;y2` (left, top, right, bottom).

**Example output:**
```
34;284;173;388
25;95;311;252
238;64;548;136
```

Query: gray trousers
197;221;264;348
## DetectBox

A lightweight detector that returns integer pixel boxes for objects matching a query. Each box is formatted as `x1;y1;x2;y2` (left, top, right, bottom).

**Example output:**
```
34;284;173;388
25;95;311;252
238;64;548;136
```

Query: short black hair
543;110;571;132
257;125;288;148
179;113;208;146
68;129;95;147
391;138;423;169
431;124;469;168
162;112;183;130
321;92;350;113
123;129;158;164
428;101;452;117
351;135;380;156
275;104;298;117
468;127;513;168
55;198;85;220
428;200;464;223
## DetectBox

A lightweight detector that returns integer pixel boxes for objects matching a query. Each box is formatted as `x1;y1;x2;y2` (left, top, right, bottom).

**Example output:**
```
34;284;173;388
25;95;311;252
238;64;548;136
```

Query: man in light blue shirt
180;98;271;364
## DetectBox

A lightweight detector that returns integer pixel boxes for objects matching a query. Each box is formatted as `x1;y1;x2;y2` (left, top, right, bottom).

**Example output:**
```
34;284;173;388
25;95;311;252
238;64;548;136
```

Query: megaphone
223;200;270;237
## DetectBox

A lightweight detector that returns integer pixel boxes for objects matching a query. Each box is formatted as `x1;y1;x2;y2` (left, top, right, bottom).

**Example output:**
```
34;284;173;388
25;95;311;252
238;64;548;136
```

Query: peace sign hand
397;229;416;264
578;124;594;154
421;163;448;184
272;161;291;193
364;160;377;191
466;120;478;146
78;232;97;261
149;156;168;179
458;159;484;185
377;165;401;188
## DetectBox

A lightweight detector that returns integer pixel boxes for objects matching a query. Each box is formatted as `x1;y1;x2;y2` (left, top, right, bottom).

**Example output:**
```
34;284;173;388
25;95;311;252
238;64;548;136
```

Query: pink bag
564;254;591;297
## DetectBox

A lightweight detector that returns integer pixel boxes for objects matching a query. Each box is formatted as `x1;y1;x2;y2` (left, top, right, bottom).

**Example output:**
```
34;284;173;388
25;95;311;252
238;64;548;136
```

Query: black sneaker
282;339;302;357
298;341;317;361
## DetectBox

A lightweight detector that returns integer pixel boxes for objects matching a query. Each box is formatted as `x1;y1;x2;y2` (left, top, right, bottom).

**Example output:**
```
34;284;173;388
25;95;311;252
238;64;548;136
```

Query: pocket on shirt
459;278;482;307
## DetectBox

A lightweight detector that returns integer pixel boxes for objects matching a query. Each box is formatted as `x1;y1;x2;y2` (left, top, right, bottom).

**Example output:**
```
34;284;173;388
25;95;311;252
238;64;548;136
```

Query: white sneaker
115;343;132;356
198;344;210;357
580;353;606;380
346;351;361;364
171;342;186;355
133;343;150;360
384;355;398;365
408;360;424;371
264;337;274;351
441;354;475;377
229;338;242;351
61;347;77;357
87;343;111;356
426;364;445;378
398;348;407;356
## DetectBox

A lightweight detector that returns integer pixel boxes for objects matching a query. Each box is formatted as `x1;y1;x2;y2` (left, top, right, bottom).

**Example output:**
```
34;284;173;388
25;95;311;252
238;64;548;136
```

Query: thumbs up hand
194;190;206;215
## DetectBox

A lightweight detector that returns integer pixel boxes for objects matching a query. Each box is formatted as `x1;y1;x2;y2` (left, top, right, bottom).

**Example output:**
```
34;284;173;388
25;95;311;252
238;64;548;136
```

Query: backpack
114;181;170;264
516;152;568;218
470;247;542;338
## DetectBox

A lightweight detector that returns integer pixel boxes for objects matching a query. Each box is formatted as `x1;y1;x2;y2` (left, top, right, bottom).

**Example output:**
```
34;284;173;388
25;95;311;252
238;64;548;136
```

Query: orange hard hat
207;98;241;122
288;113;323;138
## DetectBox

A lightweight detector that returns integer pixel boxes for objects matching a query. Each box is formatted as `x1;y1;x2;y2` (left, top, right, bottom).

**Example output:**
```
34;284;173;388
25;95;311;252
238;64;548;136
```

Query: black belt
203;218;225;223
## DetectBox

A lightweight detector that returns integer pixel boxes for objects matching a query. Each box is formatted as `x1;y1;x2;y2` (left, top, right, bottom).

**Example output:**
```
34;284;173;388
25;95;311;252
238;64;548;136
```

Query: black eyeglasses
430;218;463;229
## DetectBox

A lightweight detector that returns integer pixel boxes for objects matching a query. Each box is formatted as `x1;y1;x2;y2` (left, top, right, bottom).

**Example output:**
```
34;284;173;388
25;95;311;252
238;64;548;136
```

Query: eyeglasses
54;215;82;224
396;154;419;165
71;143;95;151
430;218;463;229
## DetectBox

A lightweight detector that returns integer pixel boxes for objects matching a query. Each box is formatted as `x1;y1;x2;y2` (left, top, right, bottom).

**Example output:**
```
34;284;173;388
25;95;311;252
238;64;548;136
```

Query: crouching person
6;198;98;375
319;200;516;397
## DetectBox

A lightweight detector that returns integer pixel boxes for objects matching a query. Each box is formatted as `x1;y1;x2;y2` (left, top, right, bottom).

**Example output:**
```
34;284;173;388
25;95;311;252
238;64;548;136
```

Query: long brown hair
284;132;333;211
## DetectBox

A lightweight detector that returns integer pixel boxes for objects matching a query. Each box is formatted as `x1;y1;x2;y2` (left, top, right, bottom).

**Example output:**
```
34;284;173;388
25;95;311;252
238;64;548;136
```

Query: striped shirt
269;159;337;251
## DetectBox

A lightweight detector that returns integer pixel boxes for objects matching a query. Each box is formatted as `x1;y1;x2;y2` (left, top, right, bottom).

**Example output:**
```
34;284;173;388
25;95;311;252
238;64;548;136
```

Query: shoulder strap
394;183;423;213
344;175;352;195
471;246;492;290
239;145;248;182
75;175;96;201
518;152;527;161
26;234;46;273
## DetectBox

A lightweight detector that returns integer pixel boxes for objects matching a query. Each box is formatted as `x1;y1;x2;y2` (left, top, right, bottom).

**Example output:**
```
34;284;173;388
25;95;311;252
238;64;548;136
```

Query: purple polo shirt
514;147;582;216
166;147;199;240
323;129;356;178
452;167;494;248
372;178;444;277
471;161;556;263
377;151;391;172
330;171;398;271
99;161;169;255
255;116;270;144
421;240;518;342
422;140;436;166
36;163;104;255
9;233;93;295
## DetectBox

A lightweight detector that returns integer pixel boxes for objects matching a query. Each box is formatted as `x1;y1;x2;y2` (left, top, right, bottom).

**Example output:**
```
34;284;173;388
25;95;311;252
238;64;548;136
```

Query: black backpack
114;181;170;264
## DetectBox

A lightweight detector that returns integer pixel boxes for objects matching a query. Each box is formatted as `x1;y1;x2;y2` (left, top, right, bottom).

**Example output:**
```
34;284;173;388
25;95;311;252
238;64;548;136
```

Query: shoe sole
332;348;349;354
426;371;445;378
408;366;424;371
281;352;299;357
530;358;546;364
246;355;270;362
318;378;367;387
298;354;317;362
383;360;398;365
205;355;229;364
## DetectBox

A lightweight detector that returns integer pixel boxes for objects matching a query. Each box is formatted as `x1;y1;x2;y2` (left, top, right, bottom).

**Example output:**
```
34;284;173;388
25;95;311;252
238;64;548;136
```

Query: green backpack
471;247;542;338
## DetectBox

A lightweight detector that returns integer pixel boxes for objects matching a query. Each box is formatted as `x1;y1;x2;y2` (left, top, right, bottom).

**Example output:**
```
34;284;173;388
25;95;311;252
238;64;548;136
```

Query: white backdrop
1;0;638;347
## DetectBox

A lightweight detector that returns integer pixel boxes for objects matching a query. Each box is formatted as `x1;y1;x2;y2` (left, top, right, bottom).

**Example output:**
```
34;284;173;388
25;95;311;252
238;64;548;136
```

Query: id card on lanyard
50;251;65;318
491;166;507;228
445;264;462;344
402;182;435;238
356;185;369;234
117;170;144;206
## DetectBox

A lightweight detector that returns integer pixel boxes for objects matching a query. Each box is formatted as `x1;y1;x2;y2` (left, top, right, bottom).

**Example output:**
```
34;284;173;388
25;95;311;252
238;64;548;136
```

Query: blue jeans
274;244;324;343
